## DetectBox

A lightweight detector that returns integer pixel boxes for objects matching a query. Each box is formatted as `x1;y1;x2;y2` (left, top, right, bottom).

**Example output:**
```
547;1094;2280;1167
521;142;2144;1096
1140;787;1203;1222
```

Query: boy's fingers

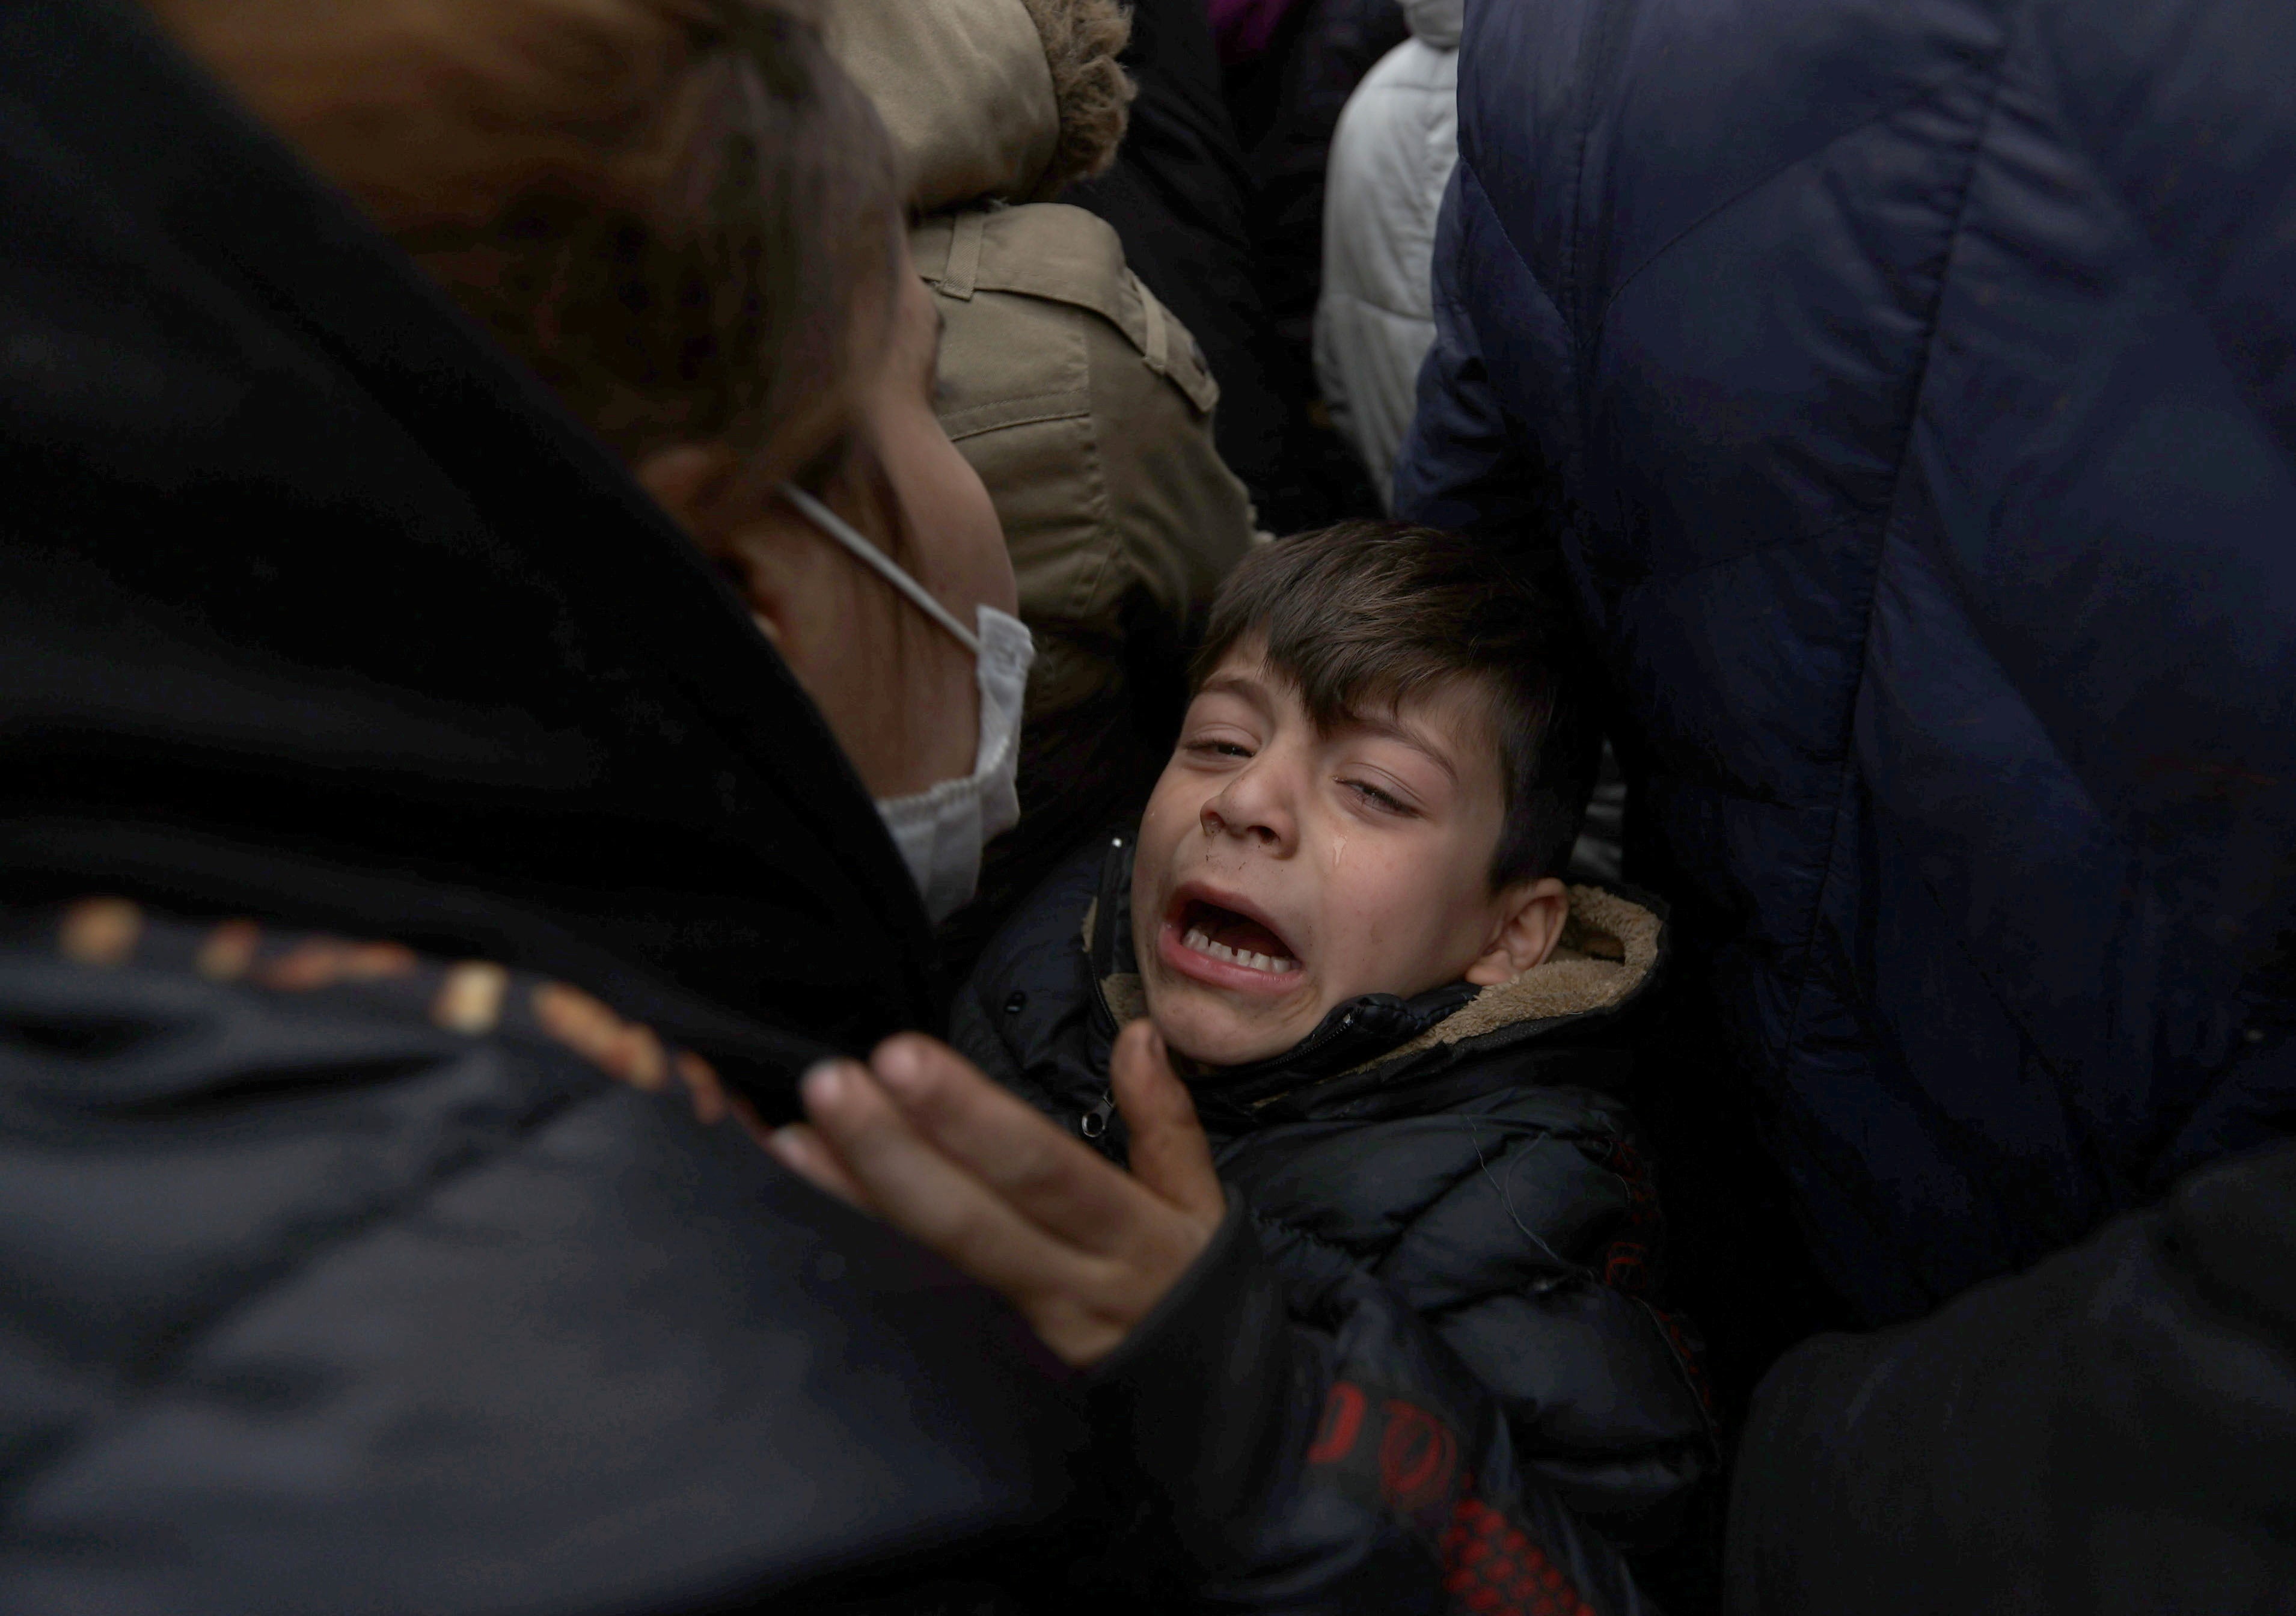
813;1043;1220;1371
797;1059;1098;1303
1109;1020;1225;1225
866;1034;1154;1247
764;1122;873;1211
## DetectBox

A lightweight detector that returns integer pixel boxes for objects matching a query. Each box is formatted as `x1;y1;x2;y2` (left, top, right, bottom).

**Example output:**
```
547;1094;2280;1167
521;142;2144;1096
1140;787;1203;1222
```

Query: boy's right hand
765;1020;1226;1369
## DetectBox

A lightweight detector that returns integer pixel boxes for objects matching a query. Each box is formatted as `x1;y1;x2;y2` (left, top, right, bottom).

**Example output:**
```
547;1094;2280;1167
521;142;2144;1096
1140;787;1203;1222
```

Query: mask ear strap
780;484;982;656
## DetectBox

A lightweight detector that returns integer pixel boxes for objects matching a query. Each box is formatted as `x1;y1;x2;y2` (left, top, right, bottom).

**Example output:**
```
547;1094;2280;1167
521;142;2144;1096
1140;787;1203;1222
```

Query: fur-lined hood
826;0;1133;213
1081;830;1667;1127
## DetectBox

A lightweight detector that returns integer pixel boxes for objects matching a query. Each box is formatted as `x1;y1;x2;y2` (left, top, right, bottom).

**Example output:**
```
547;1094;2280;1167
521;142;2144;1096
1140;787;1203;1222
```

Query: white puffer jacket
1313;0;1460;507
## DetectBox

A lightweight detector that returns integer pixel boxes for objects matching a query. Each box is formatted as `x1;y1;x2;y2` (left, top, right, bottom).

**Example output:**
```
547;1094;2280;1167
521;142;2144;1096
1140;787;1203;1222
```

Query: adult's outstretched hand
767;1021;1225;1368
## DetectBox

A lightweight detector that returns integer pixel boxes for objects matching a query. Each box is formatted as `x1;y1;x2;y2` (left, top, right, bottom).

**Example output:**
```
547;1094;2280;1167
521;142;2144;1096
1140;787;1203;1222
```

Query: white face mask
780;486;1034;923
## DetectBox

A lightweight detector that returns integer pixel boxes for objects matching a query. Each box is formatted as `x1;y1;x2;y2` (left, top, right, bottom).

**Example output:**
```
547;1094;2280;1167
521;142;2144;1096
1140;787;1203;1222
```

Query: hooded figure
0;2;1083;1608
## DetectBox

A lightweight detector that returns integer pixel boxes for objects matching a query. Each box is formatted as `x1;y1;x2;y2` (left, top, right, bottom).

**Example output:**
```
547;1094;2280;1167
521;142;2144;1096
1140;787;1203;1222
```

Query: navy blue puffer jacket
1395;0;2296;1324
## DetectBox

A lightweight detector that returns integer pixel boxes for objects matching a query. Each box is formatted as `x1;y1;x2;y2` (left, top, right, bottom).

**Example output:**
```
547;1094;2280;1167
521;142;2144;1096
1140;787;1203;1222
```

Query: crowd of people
1;0;2291;1612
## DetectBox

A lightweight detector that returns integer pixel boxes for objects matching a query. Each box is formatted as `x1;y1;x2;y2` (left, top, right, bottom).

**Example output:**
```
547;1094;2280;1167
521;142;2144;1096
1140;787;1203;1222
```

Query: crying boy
953;521;1715;1561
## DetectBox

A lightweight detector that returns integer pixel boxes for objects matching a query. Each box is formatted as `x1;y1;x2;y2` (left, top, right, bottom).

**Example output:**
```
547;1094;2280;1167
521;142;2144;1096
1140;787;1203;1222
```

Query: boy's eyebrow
1198;670;1273;710
1340;708;1462;783
1209;664;1464;784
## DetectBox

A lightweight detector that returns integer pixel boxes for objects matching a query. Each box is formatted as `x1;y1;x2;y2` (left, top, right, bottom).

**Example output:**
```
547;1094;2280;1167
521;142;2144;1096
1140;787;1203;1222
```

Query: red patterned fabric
1441;1498;1596;1616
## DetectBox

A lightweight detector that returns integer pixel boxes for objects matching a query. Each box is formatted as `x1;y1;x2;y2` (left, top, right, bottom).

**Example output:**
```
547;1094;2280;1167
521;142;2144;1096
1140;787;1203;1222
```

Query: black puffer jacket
0;903;1090;1615
955;832;1716;1559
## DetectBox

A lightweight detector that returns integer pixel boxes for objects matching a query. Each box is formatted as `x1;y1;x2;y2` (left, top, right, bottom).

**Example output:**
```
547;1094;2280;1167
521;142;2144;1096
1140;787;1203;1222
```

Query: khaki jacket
912;206;1251;724
832;0;1260;946
822;0;1064;213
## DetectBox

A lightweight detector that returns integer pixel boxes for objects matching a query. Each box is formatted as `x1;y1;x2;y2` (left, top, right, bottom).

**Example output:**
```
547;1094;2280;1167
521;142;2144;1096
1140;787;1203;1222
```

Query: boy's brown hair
1193;522;1600;889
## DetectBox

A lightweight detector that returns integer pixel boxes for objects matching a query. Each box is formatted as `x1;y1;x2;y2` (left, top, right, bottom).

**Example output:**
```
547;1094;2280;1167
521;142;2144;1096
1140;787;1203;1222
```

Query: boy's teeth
1180;926;1302;975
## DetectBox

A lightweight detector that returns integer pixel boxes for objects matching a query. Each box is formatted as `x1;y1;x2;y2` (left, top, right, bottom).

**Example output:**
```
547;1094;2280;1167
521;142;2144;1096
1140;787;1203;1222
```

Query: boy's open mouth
1174;896;1300;976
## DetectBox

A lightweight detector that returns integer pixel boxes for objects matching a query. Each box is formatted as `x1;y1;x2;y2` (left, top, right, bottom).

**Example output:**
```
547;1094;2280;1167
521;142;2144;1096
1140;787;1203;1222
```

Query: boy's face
1130;643;1567;1068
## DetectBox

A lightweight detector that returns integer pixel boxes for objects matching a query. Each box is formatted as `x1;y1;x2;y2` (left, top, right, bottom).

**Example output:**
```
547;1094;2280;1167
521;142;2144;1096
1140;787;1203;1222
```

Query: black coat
1067;0;1388;533
1726;1134;2296;1615
1392;0;2296;1603
0;4;1083;1609
954;832;1716;1595
1394;0;2296;1332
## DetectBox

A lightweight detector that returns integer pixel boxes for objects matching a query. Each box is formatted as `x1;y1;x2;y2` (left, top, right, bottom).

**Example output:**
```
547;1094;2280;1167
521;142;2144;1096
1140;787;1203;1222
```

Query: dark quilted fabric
1396;0;2296;1324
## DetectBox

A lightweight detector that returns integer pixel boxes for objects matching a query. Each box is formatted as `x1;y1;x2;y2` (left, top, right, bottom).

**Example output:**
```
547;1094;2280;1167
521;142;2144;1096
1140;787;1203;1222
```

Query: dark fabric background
1071;0;1390;532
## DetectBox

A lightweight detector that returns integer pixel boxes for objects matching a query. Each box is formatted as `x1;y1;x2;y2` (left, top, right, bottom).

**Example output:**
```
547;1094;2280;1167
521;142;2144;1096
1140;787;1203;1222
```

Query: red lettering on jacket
1306;1380;1368;1464
1379;1399;1458;1512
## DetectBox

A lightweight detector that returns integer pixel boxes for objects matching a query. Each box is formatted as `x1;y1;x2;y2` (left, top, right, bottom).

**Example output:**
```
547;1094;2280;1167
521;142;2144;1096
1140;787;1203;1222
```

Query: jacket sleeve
1090;1196;1663;1616
1725;1138;2296;1616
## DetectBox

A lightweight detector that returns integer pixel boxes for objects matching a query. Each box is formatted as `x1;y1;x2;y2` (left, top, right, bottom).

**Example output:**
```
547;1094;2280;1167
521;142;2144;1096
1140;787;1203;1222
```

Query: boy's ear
1465;877;1572;986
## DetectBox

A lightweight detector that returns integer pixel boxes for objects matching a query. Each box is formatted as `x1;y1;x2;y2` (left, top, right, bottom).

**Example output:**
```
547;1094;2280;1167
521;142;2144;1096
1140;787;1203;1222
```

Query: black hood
0;0;932;1109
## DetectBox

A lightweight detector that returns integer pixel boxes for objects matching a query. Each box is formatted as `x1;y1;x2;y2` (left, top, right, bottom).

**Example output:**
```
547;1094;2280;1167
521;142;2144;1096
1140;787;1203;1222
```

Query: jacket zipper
1075;834;1131;1142
1079;1091;1116;1139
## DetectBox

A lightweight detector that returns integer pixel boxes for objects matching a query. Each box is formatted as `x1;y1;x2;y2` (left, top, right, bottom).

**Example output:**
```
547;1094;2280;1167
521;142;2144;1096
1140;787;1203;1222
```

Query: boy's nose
1201;762;1296;852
